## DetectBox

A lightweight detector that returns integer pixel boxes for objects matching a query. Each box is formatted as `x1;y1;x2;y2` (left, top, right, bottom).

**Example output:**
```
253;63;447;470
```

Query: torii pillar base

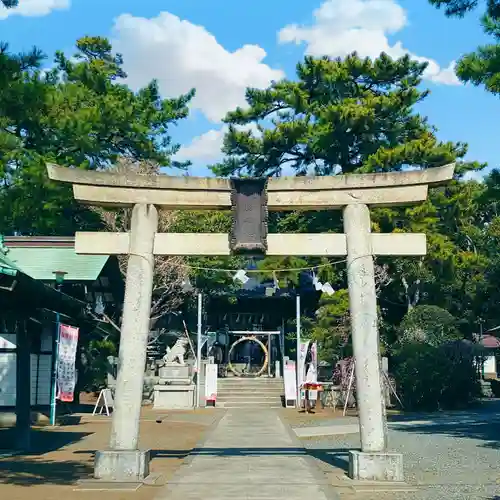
95;449;151;482
349;451;403;482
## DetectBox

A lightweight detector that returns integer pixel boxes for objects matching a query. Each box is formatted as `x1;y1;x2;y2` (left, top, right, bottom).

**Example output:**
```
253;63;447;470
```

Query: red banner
56;324;79;402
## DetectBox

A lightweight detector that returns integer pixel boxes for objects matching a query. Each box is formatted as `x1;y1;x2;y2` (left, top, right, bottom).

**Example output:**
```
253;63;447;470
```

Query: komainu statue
162;338;188;365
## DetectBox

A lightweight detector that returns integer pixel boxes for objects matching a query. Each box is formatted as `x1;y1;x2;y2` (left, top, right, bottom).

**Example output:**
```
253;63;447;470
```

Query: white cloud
462;168;488;182
176;124;260;164
112;12;284;123
427;60;460;85
0;0;69;20
176;128;226;163
278;0;460;86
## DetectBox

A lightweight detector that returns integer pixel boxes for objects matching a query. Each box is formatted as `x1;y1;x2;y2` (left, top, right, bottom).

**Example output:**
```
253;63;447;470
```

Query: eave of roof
0;238;107;330
0;249;20;277
3;237;109;281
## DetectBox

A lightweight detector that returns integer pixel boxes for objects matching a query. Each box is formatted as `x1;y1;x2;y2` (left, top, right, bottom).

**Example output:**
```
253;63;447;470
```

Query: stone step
218;382;283;386
218;390;283;395
218;380;283;385
218;393;283;399
218;390;282;394
218;385;283;389
217;401;283;408
217;392;283;401
217;395;280;401
218;402;282;406
217;385;284;394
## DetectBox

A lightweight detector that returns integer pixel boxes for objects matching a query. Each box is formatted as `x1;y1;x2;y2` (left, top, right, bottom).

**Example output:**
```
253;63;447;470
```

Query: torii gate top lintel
46;163;455;210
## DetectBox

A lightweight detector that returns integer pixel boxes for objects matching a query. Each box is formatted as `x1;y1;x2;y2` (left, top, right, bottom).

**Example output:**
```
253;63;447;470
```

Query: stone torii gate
47;162;454;483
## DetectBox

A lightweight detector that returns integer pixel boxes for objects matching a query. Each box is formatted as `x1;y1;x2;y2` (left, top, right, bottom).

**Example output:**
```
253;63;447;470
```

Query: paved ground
283;402;500;500
155;409;339;500
3;402;500;499
0;406;220;500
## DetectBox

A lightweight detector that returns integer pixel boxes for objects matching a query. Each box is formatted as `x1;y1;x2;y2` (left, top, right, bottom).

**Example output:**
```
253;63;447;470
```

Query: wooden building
0;236;122;449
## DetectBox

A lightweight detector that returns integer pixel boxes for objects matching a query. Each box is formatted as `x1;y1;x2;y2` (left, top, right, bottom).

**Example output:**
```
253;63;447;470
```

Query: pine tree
429;0;500;95
0;37;194;235
212;53;477;178
1;0;18;7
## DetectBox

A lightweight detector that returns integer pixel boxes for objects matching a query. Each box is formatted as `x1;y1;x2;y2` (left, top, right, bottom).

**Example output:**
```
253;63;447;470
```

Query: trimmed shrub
491;379;500;398
398;305;461;347
394;341;480;411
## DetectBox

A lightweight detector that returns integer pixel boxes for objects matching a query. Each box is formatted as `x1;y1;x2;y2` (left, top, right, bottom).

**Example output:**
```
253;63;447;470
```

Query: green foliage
212;53;475;177
394;341;480;410
170;210;247;294
456;16;500;95
429;0;500;95
80;338;117;393
397;305;461;347
490;379;500;397
428;0;499;17
257;256;308;287
0;37;194;235
303;289;351;362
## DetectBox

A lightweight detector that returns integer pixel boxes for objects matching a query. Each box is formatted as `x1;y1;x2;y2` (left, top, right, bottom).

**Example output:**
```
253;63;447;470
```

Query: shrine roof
3;236;108;282
0;238;113;332
212;267;318;298
0;250;20;274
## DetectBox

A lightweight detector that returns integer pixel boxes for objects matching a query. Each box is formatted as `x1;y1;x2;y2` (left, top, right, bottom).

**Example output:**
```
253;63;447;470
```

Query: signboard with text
56;324;79;402
284;360;297;407
205;363;218;403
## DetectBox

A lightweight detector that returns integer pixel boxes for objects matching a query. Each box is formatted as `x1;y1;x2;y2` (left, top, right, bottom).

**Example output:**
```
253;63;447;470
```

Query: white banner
311;341;318;400
284;360;297;403
297;340;310;392
56;324;79;403
311;342;318;371
205;363;217;402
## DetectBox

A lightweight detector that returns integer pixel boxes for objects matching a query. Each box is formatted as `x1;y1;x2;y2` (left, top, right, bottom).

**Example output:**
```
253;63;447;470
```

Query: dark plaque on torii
229;178;268;256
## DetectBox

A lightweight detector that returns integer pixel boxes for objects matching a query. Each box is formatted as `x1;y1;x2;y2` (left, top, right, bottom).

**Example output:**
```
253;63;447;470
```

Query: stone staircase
216;377;284;408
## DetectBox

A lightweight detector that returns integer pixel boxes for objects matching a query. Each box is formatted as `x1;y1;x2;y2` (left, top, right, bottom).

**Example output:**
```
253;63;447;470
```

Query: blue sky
1;0;499;177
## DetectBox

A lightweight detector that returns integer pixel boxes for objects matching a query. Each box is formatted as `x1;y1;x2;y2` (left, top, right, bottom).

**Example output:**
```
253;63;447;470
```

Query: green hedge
394;341;480;411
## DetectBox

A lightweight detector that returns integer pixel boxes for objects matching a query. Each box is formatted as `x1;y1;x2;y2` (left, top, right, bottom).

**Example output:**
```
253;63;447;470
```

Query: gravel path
295;403;500;499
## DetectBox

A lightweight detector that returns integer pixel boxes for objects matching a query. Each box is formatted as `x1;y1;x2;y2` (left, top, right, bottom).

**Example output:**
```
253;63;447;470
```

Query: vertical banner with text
311;342;318;371
56;324;79;402
297;340;311;394
307;342;319;400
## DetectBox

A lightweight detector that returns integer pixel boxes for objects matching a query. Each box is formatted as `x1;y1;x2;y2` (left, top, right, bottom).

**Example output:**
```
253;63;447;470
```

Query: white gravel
298;404;500;499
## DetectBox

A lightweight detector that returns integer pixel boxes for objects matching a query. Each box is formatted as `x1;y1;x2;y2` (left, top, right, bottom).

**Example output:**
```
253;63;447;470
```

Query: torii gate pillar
344;203;397;480
94;204;158;481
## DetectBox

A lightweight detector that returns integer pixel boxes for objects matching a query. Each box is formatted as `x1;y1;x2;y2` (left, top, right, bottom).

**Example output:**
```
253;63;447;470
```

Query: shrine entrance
204;290;318;378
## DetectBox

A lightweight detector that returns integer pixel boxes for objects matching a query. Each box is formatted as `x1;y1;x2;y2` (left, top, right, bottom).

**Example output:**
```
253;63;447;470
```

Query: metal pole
268;334;271;377
49;312;60;426
296;294;301;408
196;292;202;408
281;317;285;373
